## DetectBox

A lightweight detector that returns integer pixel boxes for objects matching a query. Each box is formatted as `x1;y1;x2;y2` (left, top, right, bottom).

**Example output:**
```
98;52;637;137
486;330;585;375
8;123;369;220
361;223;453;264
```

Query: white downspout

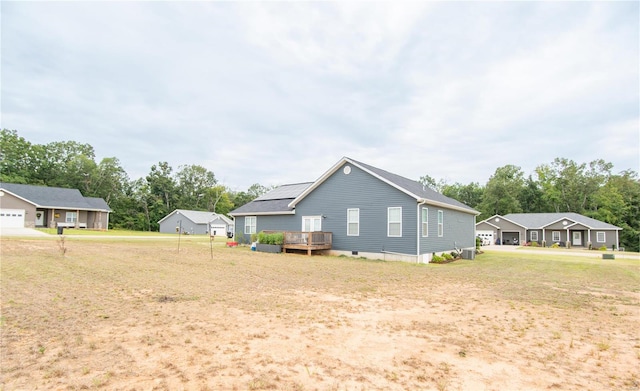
417;200;428;263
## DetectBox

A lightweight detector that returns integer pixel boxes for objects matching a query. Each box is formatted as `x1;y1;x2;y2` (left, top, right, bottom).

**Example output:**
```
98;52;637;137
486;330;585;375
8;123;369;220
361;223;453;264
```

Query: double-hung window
347;208;359;236
437;210;444;237
421;207;428;237
552;231;561;242
530;231;538;242
66;212;77;223
596;232;606;243
388;207;402;237
244;216;257;234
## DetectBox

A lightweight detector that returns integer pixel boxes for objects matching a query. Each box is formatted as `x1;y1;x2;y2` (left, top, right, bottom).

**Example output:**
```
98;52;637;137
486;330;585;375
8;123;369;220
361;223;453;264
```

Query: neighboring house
230;157;479;262
476;213;622;249
0;182;111;229
158;209;234;235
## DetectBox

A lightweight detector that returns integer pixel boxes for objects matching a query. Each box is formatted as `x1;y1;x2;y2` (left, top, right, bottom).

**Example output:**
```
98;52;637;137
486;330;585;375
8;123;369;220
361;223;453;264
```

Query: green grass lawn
36;228;174;236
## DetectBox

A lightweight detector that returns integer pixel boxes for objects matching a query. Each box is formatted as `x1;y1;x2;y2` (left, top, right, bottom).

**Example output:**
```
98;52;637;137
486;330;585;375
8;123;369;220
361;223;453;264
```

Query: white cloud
1;1;637;190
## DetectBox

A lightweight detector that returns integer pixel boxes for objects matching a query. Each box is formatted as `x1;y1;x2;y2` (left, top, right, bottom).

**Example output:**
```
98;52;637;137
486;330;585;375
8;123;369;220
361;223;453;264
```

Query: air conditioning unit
462;249;475;260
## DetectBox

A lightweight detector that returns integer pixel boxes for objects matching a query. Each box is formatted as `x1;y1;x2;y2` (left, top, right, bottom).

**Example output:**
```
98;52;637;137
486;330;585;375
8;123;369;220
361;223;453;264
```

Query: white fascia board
542;217;580;229
564;221;592;230
487;214;528;229
288;156;420;208
38;205;110;212
476;215;504;227
419;199;479;215
229;211;296;217
288;157;350;208
476;220;500;229
157;209;179;224
0;189;38;207
287;157;477;215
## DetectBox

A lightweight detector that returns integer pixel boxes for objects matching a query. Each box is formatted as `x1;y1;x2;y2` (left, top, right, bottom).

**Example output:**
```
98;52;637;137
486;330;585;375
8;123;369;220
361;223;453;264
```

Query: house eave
230;211;296;217
419;199;479;215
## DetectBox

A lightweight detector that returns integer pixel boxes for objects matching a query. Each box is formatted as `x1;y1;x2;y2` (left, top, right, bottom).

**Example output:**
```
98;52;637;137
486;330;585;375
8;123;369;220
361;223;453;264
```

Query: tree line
0;129;270;232
2;129;638;251
420;160;639;252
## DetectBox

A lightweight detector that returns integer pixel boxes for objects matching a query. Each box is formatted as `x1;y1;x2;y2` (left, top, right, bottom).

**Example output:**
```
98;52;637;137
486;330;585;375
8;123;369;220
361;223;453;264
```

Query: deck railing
282;231;332;255
284;231;332;246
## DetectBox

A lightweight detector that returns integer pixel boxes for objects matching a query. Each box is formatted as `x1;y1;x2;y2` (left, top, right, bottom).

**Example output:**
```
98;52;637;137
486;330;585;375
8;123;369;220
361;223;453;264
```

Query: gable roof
230;183;312;216
158;209;232;225
0;182;111;212
290;157;478;214
503;213;621;230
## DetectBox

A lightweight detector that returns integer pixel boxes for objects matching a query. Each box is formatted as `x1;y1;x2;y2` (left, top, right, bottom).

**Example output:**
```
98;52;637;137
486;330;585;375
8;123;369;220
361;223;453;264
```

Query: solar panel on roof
255;182;312;201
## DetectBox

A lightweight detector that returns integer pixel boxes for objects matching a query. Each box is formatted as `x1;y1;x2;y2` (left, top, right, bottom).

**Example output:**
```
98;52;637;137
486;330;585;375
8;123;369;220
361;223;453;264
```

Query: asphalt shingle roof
1;182;111;211
351;159;477;213
230;158;478;215
159;210;232;225
503;213;621;230
230;183;312;215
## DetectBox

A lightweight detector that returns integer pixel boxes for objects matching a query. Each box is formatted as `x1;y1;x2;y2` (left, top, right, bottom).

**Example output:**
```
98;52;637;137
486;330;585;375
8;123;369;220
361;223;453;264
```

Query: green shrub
599;245;607;251
475;237;481;251
431;254;445;263
443;253;453;260
257;231;284;245
530;241;539;247
550;243;560;248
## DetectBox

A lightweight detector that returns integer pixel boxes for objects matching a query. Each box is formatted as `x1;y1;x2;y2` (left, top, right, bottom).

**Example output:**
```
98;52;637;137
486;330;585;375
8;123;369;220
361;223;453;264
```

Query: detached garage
158;209;234;236
0;209;25;228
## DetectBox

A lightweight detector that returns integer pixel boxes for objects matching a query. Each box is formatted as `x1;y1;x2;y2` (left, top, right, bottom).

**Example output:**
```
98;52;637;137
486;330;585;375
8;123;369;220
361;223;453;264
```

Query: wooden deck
283;231;332;256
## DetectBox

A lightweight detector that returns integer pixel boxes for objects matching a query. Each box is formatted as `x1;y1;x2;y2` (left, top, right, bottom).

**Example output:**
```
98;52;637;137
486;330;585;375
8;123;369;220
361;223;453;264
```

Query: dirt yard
1;237;639;390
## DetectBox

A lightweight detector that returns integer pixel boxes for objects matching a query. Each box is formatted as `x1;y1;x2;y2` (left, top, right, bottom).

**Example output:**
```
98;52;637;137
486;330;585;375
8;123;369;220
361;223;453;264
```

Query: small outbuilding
158;209;234;236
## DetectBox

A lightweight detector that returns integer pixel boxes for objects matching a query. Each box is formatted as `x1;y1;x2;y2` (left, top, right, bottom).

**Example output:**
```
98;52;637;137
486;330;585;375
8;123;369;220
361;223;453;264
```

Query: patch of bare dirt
1;239;638;390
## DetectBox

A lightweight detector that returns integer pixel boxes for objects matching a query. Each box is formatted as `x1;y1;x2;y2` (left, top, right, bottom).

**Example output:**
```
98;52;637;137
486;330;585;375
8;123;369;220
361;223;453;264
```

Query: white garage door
476;230;494;245
210;224;226;235
0;209;26;228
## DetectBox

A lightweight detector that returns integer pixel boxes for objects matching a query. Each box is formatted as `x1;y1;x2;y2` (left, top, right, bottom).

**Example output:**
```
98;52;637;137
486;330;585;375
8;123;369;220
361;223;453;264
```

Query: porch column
587;229;591;249
50;209;56;228
75;209;80;228
566;228;570;248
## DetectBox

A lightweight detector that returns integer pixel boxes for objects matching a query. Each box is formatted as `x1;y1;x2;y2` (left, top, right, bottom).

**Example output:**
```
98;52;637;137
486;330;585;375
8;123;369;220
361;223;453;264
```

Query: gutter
417;200;428;261
418;198;480;215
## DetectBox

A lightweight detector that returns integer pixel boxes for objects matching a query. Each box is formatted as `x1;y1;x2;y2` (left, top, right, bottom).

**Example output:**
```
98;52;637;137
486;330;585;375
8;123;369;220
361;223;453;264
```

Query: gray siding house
158;209;234;235
476;213;622;249
0;182;111;229
230;157;479;262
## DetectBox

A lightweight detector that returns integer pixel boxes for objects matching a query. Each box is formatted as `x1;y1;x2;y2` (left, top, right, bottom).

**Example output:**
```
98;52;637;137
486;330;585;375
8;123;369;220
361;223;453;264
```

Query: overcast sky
2;1;638;191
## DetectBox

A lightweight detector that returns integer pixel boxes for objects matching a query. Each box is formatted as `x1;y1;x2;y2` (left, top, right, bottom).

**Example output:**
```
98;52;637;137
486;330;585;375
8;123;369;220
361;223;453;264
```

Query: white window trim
437;210;444;237
66;212;77;223
244;216;257;235
421;207;428;237
596;231;606;243
530;231;538;242
552;231;561;242
347;208;359;236
302;216;322;232
387;207;402;237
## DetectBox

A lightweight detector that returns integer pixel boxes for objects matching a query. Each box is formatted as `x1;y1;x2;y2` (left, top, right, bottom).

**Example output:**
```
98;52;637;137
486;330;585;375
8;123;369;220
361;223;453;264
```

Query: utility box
602;254;615;260
462;249;475;260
